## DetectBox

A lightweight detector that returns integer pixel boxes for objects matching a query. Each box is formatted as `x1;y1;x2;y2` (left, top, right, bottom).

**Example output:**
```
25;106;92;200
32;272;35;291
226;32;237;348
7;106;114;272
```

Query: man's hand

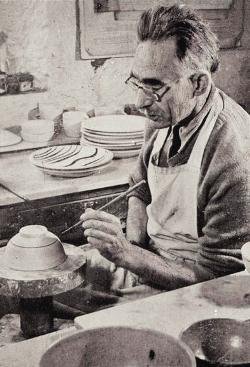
80;209;210;290
81;208;132;266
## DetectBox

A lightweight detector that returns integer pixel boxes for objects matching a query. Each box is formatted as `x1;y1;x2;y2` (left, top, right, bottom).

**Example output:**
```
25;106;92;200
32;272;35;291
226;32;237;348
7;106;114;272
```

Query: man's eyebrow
129;73;165;86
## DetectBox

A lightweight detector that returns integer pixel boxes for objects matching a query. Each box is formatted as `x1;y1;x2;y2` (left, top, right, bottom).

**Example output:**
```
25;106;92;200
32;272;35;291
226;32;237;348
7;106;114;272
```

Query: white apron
147;96;222;263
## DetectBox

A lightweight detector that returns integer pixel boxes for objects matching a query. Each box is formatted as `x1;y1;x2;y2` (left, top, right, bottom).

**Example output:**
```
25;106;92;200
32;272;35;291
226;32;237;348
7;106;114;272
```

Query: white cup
63;111;88;138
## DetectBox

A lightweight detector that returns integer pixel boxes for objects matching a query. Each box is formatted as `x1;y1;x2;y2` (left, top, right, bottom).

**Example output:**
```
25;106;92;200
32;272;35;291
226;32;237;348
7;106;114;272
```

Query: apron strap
188;90;223;169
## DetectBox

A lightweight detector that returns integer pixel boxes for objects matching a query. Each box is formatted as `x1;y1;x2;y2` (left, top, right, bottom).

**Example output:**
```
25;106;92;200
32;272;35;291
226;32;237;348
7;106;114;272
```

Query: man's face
131;39;196;128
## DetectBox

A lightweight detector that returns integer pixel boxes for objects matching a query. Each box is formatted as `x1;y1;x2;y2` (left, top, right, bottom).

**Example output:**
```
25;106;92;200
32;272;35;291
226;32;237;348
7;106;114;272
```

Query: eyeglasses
125;76;170;102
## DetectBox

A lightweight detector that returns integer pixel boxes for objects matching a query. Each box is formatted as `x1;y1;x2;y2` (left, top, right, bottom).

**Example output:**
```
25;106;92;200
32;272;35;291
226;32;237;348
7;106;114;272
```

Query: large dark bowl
180;318;250;366
40;326;196;367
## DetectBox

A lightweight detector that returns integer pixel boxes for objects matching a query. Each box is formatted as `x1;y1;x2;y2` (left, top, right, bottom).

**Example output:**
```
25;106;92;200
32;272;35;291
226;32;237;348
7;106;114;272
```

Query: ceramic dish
33;151;113;172
112;149;141;158
34;161;112;178
30;145;112;170
63;111;88;138
4;225;67;271
82;138;143;150
32;150;113;172
82;128;144;137
82;134;143;147
82;130;143;141
30;145;113;177
21;119;55;142
83;114;146;134
180;318;250;366
83;128;144;138
81;139;141;158
21;131;54;143
40;326;196;367
21;119;54;134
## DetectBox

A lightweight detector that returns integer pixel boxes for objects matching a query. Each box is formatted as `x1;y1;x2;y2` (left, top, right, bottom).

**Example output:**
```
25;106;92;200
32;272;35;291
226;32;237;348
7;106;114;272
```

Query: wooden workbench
0;150;137;244
0;271;249;366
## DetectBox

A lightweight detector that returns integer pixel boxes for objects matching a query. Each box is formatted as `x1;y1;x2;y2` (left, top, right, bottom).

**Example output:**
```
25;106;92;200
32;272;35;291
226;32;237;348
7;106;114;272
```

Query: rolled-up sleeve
196;123;250;277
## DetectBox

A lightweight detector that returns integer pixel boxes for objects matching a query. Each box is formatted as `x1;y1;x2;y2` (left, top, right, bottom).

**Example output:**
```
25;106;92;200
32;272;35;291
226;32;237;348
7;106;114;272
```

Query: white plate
33;151;113;172
82;131;143;144
0;129;22;147
82;136;143;149
82;129;144;138
83;115;146;134
34;161;112;178
30;145;113;171
81;142;142;158
81;138;142;151
113;150;141;159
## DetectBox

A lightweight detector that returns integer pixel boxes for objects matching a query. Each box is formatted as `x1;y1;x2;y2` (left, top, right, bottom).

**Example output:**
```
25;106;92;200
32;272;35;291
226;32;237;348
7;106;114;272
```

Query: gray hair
137;5;219;73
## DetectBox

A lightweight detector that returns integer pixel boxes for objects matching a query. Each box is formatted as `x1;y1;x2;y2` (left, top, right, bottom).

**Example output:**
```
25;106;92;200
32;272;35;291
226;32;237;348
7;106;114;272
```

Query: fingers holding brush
81;208;123;239
81;208;131;265
61;180;146;235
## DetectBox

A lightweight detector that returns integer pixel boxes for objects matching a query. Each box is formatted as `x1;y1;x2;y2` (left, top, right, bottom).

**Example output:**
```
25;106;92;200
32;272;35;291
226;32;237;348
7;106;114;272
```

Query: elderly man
81;5;250;294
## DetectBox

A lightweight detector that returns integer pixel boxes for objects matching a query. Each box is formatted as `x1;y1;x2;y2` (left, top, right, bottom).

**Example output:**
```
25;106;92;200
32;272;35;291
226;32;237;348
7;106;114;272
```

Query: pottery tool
61;179;146;235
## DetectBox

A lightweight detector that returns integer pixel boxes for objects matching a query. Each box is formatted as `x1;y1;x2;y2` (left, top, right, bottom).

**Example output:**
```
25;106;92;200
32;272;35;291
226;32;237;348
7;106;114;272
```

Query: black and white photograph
0;0;249;366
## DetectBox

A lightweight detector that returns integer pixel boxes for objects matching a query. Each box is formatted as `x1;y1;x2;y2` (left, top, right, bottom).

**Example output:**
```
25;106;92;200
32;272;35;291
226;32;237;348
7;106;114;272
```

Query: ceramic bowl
180;318;250;366
241;242;250;273
4;225;67;271
63;111;88;138
21;119;54;142
40;326;196;367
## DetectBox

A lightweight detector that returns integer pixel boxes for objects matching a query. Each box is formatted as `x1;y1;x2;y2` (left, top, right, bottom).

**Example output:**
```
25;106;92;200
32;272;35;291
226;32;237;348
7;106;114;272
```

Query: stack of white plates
81;115;146;158
30;144;113;177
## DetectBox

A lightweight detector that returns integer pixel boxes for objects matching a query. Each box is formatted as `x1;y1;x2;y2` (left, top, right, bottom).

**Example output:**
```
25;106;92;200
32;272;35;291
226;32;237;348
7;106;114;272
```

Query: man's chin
148;116;171;129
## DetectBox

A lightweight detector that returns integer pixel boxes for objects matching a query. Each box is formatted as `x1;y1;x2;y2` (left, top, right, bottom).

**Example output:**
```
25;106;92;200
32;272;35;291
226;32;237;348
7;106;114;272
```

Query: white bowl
40;327;196;367
63;111;88;138
21;119;54;134
21;120;54;142
21;131;54;143
4;225;67;271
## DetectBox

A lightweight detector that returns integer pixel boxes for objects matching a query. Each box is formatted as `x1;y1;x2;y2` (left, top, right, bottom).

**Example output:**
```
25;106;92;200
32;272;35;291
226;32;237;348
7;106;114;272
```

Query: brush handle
61;179;146;235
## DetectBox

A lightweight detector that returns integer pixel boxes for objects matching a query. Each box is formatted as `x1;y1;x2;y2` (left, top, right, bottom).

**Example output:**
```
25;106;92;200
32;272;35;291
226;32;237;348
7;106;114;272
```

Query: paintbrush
0;182;30;202
61;179;146;235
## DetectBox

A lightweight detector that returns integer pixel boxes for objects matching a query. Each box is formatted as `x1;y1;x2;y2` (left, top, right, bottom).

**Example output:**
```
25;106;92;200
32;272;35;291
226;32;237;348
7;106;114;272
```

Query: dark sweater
129;89;250;278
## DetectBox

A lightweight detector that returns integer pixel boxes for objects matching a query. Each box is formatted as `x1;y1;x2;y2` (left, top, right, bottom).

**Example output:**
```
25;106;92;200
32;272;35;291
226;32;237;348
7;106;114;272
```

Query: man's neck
178;84;213;127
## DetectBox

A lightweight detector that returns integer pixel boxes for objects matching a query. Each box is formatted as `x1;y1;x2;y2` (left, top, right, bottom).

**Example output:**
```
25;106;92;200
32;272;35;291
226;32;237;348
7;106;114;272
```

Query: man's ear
190;73;210;96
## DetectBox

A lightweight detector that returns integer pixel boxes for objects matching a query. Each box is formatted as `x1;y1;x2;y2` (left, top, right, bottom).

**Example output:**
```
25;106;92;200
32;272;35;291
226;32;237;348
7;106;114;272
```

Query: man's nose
135;88;154;110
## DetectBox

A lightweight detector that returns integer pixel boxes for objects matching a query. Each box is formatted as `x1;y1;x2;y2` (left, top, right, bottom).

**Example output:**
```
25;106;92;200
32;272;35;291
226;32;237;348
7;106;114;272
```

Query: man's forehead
132;39;182;81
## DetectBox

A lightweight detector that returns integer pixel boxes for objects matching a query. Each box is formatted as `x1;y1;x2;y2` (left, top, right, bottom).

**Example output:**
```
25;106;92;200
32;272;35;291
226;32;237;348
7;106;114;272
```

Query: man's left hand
80;208;132;266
